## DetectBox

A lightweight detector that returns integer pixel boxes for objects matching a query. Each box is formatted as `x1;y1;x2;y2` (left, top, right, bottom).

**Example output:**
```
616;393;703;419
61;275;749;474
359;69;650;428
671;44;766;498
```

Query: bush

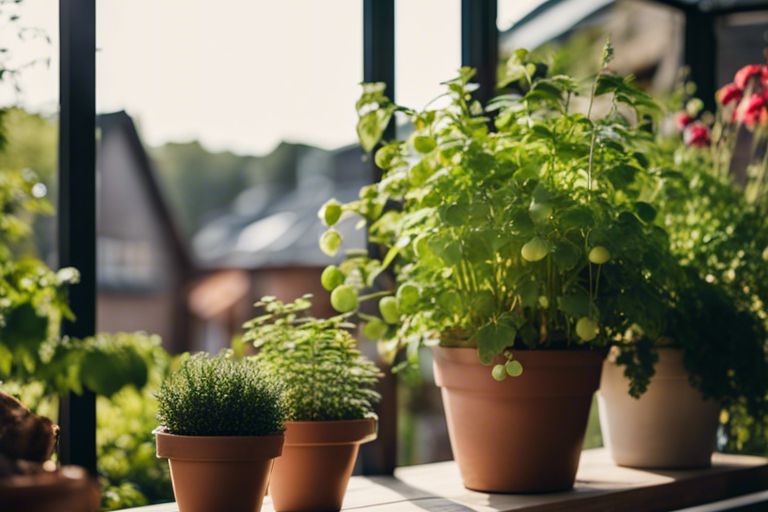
245;295;381;422
156;353;285;436
98;334;173;510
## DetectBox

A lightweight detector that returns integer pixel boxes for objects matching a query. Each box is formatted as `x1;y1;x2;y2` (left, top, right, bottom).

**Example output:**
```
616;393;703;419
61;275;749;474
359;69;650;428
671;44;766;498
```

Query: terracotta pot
597;348;720;469
0;466;100;512
433;347;605;493
269;418;377;512
155;430;283;512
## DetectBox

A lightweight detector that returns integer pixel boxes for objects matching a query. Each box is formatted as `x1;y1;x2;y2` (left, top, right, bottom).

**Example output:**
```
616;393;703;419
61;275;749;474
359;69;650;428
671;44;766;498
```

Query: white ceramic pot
597;348;720;469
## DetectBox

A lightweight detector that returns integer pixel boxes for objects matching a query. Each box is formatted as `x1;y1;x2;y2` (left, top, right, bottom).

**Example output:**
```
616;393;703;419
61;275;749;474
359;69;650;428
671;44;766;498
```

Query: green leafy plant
156;353;285;436
98;334;174;510
637;70;768;448
322;46;679;389
245;295;381;422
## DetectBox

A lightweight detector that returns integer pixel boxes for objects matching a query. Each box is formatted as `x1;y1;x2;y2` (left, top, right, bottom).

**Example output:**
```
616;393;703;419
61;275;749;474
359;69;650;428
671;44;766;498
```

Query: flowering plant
676;63;768;204
659;63;768;434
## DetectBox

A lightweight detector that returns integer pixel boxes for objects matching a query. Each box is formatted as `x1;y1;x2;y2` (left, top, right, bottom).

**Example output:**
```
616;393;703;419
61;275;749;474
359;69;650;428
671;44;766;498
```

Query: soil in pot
598;348;720;469
269;418;377;512
155;431;283;512
433;347;605;493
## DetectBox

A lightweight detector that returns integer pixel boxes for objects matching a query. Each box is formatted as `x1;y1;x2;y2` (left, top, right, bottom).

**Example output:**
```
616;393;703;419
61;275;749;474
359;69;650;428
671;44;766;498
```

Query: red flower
717;83;743;106
740;92;767;127
734;64;765;89
675;112;693;130
683;121;711;147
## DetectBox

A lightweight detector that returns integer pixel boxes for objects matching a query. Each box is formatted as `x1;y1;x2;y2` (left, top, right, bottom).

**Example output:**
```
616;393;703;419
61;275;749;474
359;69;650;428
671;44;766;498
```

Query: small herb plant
156;353;285;436
319;45;678;385
244;295;381;422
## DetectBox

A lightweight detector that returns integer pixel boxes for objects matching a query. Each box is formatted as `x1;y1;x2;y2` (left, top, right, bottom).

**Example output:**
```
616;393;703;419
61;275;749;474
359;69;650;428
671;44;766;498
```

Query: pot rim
155;429;284;461
283;417;378;446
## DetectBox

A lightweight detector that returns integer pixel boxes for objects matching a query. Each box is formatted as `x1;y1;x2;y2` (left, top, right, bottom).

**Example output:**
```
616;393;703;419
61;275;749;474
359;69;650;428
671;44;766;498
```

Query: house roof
501;0;768;52
97;111;194;273
193;144;369;270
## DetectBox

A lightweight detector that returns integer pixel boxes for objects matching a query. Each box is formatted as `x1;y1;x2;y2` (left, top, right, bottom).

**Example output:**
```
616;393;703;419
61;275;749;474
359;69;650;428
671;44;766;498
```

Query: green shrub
98;333;173;510
156;353;285;436
245;295;381;422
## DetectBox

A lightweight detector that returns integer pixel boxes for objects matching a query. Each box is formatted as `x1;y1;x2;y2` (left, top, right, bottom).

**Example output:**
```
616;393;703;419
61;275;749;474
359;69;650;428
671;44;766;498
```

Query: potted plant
244;295;380;512
318;45;677;493
154;353;285;512
598;64;768;468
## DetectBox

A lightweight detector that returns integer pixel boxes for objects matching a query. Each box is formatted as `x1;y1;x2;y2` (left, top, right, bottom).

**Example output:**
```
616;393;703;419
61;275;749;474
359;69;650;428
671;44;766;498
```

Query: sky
0;0;542;156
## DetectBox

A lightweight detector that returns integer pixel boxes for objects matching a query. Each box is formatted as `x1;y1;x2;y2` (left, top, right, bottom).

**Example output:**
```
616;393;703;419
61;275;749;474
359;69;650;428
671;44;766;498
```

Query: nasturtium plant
319;45;680;386
244;295;381;421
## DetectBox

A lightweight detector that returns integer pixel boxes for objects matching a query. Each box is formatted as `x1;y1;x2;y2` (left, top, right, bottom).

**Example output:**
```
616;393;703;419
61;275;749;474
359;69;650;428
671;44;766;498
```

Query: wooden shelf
120;448;768;512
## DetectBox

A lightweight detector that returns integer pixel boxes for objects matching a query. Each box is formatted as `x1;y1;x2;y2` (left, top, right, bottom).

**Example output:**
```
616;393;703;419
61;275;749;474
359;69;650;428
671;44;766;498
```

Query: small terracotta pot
433;347;605;493
0;466;100;512
598;348;720;469
269;418;377;512
155;430;283;512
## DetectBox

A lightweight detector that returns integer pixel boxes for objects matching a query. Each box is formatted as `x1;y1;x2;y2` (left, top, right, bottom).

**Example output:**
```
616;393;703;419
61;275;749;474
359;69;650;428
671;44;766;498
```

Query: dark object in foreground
0;391;99;512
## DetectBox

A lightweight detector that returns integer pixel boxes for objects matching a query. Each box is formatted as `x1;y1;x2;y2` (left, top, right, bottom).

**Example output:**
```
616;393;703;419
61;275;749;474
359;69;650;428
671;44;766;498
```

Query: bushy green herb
156;353;284;436
321;47;679;388
244;295;381;421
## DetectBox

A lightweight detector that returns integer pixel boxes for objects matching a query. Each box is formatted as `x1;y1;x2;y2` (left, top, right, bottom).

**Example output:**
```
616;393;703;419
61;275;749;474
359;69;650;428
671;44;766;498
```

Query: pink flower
683;121;711;147
734;64;765;89
675;112;693;130
740;92;767;127
717;83;743;106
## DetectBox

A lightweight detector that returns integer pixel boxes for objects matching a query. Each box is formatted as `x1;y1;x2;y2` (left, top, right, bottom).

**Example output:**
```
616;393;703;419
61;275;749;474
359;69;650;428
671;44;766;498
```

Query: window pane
396;0;461;108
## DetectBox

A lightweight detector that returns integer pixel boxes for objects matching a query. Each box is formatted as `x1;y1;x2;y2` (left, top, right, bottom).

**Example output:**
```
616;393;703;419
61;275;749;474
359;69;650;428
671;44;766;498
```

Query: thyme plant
156;353;285;436
319;46;679;390
244;295;381;422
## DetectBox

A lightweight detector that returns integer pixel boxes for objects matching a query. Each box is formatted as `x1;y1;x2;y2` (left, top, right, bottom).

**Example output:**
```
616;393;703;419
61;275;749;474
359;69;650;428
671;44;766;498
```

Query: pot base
434;347;605;493
269;419;377;512
598;348;720;469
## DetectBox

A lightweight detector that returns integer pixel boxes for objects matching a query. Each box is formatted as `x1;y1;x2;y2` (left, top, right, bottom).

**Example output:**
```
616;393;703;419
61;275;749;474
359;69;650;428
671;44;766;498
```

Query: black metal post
684;10;717;112
461;0;498;106
362;0;397;476
57;0;97;474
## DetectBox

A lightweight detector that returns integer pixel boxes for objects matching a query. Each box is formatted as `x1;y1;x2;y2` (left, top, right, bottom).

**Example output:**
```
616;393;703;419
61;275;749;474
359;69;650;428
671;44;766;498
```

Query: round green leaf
319;199;342;226
521;237;550;262
492;364;507;381
505;360;523;377
330;285;358;313
379;296;401;324
320;230;342;256
321;265;345;291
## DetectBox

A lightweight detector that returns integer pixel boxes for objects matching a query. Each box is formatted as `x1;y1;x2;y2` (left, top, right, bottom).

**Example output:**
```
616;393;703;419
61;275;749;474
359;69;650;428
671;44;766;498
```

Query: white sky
0;0;541;156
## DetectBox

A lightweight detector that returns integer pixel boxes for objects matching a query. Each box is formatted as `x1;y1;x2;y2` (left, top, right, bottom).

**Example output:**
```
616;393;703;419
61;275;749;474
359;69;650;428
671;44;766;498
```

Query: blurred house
96;112;193;353
189;144;369;352
502;0;768;93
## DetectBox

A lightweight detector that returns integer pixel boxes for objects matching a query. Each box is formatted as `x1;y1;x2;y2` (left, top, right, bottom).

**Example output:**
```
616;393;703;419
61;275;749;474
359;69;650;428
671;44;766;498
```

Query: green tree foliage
97;335;174;510
156;353;285;436
245;295;381;421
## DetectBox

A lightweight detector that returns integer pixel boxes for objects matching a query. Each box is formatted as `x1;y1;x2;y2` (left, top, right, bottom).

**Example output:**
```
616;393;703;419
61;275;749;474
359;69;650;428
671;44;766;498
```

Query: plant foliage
245;295;381;421
324;46;680;390
156;353;285;436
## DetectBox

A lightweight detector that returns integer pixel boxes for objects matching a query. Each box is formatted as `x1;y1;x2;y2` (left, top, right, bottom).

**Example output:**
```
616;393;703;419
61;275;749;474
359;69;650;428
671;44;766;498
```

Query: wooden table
120;449;768;512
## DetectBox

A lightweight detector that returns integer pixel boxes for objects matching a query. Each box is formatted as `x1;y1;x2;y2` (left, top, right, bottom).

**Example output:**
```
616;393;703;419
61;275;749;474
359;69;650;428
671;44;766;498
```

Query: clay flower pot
155;430;283;512
269;418;377;512
0;466;100;512
598;348;720;469
433;346;605;493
